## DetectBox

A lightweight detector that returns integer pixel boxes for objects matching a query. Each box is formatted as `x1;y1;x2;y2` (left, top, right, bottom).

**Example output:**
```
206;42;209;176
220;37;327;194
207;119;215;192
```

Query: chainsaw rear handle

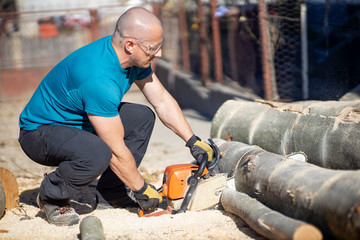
187;138;217;184
205;139;220;178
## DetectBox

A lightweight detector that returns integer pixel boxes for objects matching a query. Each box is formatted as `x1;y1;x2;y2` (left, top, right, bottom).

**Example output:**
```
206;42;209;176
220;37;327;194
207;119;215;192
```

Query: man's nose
154;48;162;58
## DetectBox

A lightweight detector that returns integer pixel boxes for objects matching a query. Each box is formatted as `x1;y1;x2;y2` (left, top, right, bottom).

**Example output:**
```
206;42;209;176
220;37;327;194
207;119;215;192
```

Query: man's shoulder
62;36;115;77
70;36;111;58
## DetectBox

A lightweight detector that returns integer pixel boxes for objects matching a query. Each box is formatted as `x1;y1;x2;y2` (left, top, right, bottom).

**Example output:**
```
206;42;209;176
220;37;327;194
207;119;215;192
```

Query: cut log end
0;181;5;219
293;224;323;240
0;167;19;210
80;216;105;240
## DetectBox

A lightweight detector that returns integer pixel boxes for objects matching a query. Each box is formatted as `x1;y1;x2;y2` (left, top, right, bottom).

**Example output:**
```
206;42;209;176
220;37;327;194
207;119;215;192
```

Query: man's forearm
87;114;145;191
108;151;144;191
154;95;193;142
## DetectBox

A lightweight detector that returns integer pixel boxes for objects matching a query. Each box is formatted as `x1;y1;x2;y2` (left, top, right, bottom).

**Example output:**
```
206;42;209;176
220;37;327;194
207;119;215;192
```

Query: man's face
131;27;163;68
134;38;163;68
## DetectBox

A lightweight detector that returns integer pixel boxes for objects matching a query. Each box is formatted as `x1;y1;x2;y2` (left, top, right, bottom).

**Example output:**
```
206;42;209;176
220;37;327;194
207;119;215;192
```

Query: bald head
113;7;163;43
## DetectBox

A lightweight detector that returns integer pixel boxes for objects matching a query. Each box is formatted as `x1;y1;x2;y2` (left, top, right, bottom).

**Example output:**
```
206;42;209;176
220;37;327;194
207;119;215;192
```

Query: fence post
258;0;279;100
227;9;239;84
151;3;162;72
196;0;209;86
178;0;190;72
210;0;223;83
301;2;309;100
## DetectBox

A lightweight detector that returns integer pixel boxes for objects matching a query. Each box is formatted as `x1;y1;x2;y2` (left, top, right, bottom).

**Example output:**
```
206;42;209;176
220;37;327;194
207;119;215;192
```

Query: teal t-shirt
19;36;152;132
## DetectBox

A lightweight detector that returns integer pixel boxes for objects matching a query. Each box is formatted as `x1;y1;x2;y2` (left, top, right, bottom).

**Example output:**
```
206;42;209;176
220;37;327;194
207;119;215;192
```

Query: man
18;6;213;226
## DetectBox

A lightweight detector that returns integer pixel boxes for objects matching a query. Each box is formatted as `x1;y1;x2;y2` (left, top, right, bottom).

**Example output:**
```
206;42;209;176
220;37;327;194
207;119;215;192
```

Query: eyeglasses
121;35;163;56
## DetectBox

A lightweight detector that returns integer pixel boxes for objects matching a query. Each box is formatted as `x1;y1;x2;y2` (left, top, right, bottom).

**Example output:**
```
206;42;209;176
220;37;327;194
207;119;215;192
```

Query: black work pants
18;102;155;202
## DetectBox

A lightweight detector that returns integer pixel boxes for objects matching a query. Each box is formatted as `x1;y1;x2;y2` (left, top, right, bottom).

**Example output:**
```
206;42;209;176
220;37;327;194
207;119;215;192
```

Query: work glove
133;182;162;213
186;134;213;164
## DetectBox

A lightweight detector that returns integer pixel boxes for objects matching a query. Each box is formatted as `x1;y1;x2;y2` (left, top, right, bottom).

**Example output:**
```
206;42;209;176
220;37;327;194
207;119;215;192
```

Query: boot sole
36;194;80;226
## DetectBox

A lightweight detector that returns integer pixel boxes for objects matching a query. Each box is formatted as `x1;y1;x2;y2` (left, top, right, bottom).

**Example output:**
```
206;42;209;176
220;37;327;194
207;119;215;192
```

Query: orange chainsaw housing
161;164;208;200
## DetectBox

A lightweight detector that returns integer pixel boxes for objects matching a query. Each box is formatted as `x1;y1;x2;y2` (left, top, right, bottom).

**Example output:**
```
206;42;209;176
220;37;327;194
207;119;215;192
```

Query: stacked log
214;138;360;240
211;99;360;169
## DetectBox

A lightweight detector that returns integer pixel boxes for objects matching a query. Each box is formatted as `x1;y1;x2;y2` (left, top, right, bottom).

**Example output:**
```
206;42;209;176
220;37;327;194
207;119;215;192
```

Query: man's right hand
133;182;162;213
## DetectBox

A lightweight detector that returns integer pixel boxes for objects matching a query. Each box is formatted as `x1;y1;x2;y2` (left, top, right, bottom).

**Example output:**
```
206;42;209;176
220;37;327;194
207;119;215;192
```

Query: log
211;99;360;169
214;138;360;240
79;216;105;240
0;167;19;209
340;84;360;101
221;189;322;240
0;181;5;219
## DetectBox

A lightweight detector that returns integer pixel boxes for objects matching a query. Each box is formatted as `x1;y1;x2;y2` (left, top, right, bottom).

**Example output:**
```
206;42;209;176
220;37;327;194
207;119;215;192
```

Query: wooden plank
0;167;19;210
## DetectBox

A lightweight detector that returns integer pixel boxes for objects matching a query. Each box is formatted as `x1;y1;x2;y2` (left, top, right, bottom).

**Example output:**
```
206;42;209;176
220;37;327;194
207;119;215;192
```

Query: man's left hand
186;135;213;164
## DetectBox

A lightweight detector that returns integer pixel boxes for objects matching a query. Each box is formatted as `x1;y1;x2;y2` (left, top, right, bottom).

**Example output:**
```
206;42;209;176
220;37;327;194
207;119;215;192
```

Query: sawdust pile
0;97;264;240
1;177;264;240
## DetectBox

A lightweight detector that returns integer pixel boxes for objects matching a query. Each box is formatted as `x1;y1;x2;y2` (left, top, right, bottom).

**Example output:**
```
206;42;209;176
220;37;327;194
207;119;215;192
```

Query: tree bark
214;138;360;240
221;189;322;240
211;99;360;169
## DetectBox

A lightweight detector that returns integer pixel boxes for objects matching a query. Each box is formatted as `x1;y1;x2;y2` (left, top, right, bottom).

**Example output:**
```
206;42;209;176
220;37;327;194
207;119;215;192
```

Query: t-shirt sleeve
81;80;120;117
136;66;152;80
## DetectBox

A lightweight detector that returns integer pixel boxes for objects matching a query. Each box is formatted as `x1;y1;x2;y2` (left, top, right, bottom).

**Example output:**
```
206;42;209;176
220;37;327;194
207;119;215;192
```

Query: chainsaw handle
192;154;208;180
205;139;220;177
191;139;219;179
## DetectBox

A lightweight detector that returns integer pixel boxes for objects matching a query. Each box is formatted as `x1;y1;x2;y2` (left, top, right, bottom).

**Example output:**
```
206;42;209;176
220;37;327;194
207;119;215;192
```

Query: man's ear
124;40;135;54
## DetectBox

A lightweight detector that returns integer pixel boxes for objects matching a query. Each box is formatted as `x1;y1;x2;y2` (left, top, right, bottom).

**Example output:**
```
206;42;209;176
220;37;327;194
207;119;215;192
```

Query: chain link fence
159;0;304;100
159;0;359;101
267;0;302;101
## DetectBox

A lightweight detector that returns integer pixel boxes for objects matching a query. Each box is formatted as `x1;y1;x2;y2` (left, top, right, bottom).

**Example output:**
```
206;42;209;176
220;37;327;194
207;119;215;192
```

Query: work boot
36;194;80;226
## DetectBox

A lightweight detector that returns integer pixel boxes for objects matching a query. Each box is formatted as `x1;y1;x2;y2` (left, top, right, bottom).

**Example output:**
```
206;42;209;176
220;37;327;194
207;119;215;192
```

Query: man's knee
120;103;155;136
138;105;155;128
78;138;112;176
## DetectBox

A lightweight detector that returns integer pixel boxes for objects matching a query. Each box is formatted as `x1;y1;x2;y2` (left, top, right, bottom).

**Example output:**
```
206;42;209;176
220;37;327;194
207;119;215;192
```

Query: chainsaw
139;139;227;217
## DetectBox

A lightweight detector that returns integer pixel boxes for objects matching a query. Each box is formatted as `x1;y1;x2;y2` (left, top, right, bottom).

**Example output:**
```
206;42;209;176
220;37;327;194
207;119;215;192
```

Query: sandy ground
0;89;265;240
